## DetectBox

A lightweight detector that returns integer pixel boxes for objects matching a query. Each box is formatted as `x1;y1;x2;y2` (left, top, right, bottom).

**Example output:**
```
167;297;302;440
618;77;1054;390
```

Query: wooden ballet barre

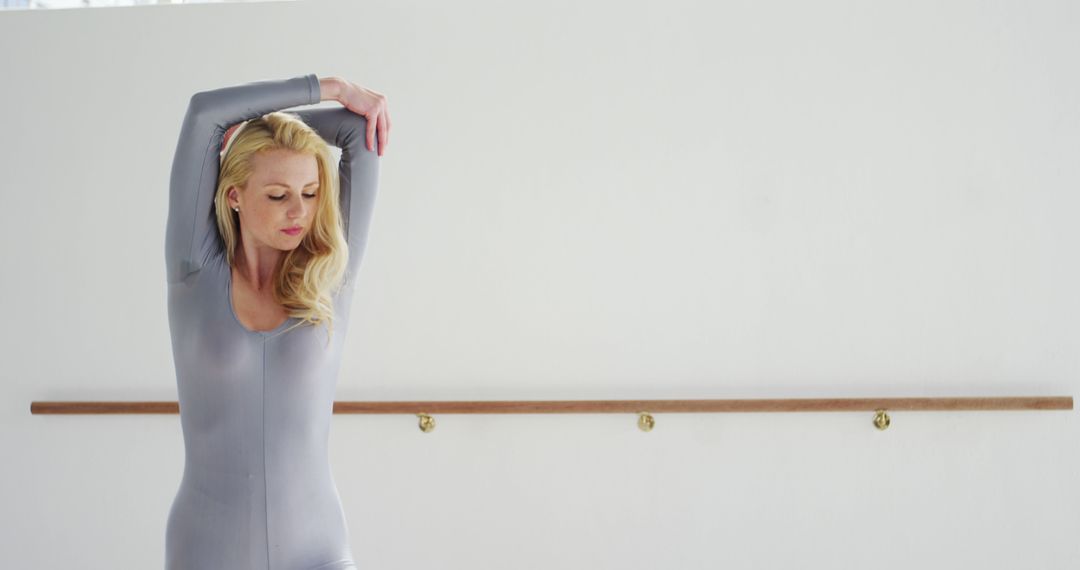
30;396;1073;431
29;396;1074;415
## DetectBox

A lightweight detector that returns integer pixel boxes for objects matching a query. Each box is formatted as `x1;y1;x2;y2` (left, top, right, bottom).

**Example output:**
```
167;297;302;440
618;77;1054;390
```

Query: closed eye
270;194;317;200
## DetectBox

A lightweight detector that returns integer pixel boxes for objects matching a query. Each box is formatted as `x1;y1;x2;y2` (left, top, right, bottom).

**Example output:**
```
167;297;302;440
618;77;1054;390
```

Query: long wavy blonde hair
215;111;348;343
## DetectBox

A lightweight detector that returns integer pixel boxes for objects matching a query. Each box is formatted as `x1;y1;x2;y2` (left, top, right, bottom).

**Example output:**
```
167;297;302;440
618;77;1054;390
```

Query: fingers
369;98;389;156
383;108;391;151
377;111;389;157
367;114;377;154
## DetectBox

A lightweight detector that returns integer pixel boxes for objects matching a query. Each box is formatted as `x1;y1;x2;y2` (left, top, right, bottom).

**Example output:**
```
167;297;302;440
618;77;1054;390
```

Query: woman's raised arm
164;73;321;285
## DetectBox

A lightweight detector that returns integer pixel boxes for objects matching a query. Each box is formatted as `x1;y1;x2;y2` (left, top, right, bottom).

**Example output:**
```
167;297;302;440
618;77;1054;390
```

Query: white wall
1;0;1077;568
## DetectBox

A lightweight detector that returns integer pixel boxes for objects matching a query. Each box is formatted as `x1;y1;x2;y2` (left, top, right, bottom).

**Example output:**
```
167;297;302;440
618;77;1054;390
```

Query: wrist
318;77;343;103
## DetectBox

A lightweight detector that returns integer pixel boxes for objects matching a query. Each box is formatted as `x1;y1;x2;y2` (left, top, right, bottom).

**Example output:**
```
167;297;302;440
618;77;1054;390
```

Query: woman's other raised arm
291;77;388;285
290;106;380;284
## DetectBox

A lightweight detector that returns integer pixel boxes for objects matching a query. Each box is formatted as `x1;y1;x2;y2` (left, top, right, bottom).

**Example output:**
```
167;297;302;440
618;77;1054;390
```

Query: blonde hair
215;111;348;343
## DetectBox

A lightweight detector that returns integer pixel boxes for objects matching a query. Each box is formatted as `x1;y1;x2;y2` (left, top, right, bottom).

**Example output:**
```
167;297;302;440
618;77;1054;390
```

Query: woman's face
230;148;320;251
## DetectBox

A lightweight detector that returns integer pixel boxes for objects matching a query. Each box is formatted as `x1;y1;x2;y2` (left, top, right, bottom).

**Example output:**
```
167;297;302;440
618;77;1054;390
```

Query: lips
282;226;303;235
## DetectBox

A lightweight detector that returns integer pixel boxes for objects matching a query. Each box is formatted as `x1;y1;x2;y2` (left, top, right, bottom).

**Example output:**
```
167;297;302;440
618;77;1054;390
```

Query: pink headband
219;119;252;165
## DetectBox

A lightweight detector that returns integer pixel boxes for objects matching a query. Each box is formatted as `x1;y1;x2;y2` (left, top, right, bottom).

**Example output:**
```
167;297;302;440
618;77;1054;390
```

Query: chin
274;238;303;251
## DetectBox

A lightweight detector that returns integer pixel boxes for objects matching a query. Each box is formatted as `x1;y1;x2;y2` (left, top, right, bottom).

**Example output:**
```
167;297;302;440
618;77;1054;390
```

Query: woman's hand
321;76;391;157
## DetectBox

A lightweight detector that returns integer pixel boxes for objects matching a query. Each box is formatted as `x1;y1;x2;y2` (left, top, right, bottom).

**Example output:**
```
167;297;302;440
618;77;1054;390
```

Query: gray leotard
164;73;379;569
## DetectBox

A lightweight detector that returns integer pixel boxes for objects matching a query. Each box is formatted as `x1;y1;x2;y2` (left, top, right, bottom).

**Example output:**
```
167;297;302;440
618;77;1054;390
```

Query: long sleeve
165;73;321;285
289;107;380;284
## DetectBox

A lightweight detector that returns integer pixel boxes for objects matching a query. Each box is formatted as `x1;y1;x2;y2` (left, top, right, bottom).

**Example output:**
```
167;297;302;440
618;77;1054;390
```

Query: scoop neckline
226;265;295;336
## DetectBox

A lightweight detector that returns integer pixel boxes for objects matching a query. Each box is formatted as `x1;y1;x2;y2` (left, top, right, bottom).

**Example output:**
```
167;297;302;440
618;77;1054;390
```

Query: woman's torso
165;251;359;569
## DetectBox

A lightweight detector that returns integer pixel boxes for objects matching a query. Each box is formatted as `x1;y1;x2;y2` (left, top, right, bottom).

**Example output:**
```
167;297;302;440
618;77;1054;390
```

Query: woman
164;73;390;569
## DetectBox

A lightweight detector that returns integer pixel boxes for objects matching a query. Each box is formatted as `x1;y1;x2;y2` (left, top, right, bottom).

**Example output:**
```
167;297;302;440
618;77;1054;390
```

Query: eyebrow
264;182;320;189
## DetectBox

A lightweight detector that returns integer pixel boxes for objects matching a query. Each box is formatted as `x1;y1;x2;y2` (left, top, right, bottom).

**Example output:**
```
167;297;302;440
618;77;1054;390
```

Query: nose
286;195;309;219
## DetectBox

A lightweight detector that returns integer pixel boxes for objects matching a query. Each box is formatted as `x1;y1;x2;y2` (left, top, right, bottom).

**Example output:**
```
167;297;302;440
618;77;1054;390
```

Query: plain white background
1;0;1077;568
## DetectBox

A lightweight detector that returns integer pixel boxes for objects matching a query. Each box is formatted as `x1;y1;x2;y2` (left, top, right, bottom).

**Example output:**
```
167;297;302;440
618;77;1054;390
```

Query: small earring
234;207;239;212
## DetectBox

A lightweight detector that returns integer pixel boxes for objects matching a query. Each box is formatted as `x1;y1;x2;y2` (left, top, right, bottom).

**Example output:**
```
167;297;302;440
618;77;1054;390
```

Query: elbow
185;91;227;126
186;91;213;120
338;113;374;154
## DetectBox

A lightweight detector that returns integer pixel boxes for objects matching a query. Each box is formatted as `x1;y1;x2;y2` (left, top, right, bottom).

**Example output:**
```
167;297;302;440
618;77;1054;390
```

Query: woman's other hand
319;76;391;156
